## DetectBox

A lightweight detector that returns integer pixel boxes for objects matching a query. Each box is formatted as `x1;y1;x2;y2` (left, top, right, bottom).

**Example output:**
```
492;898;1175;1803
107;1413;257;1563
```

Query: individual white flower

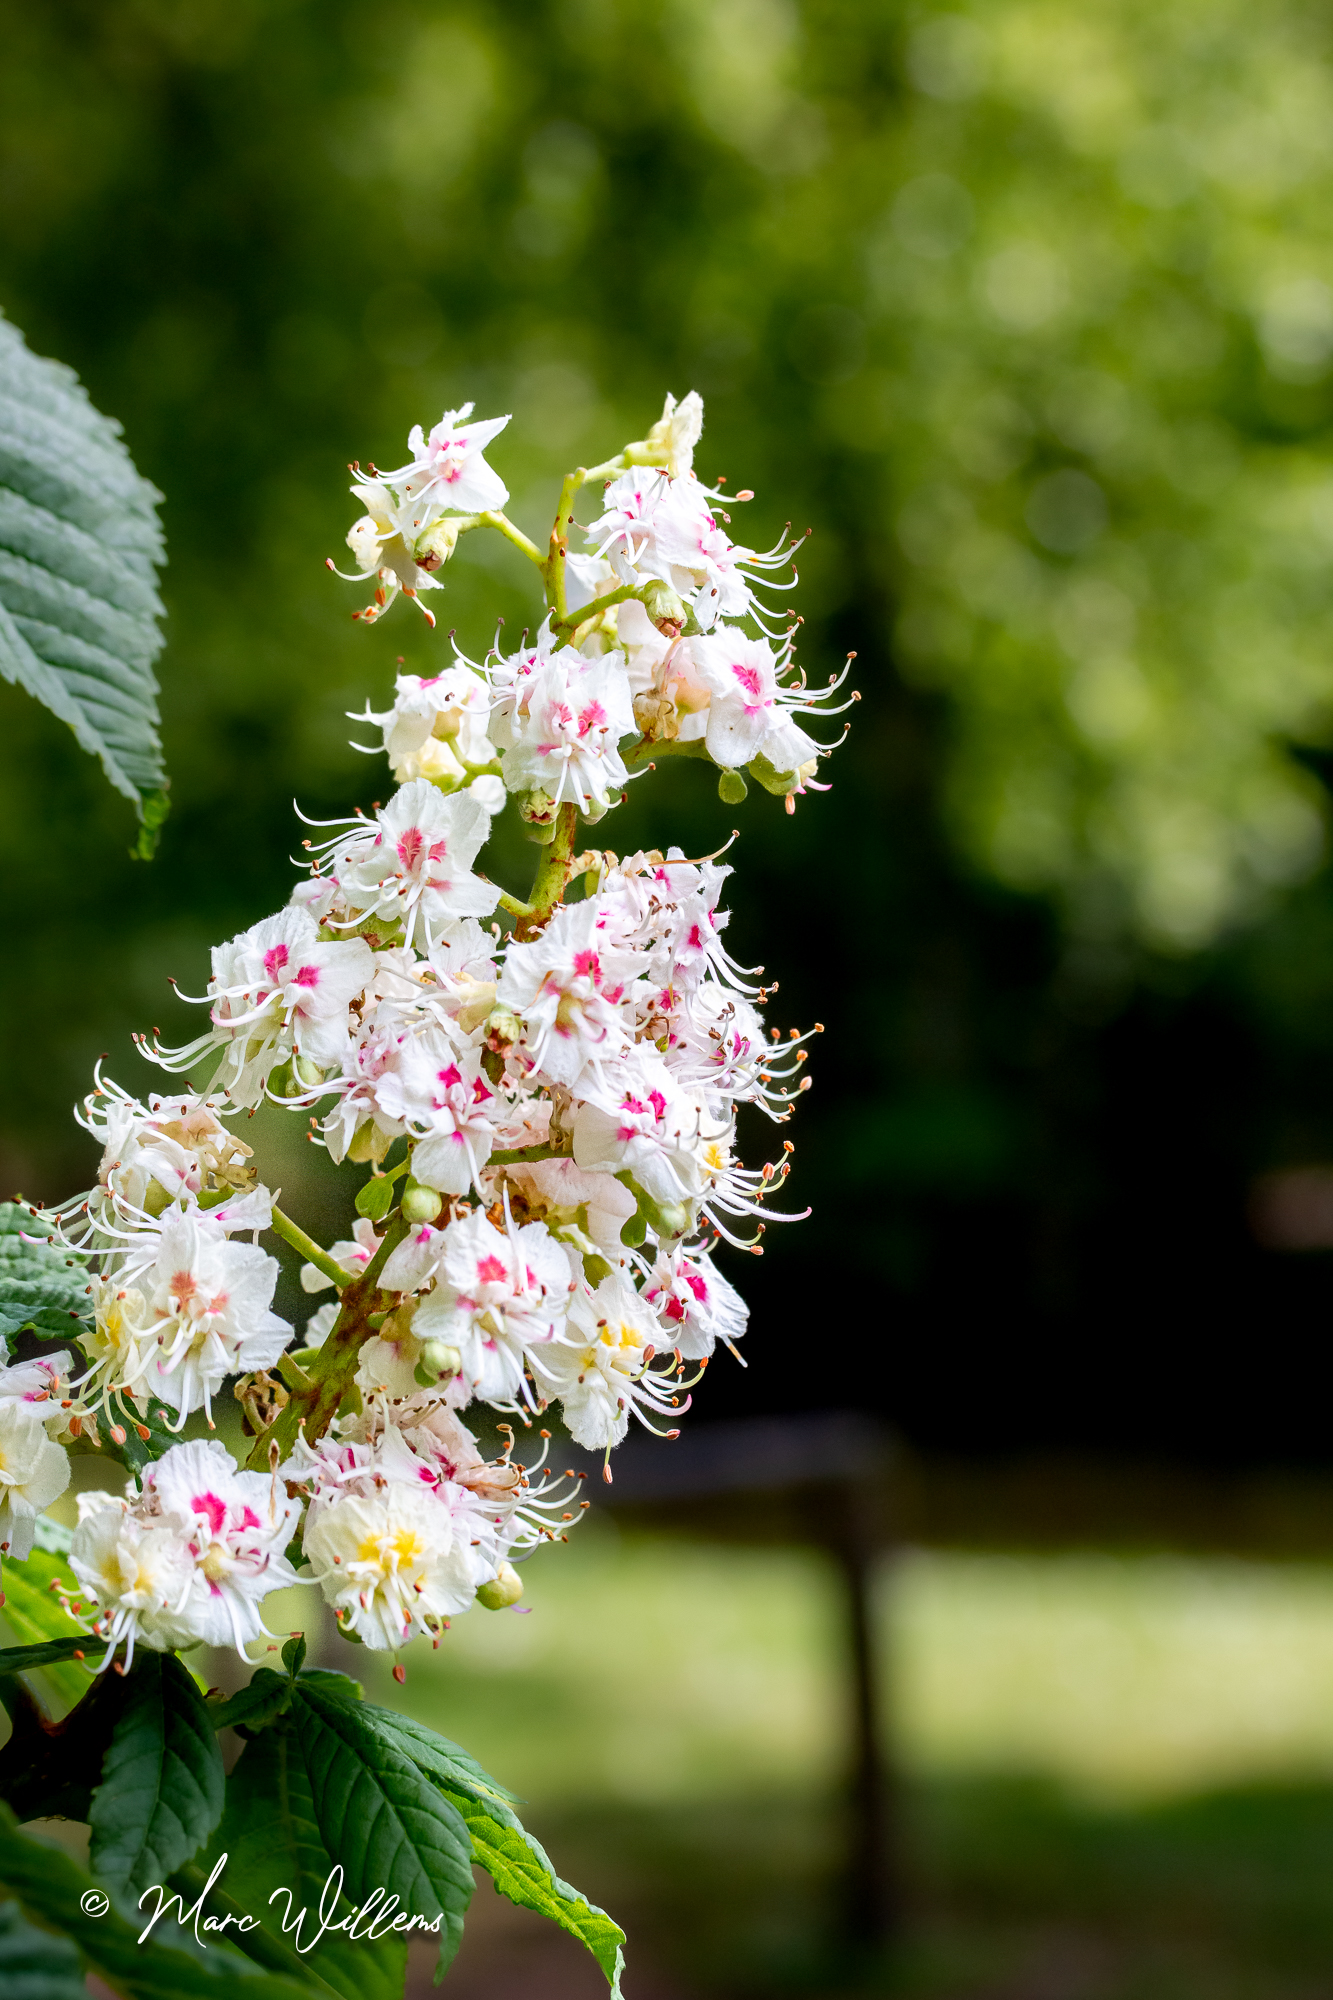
380;404;511;516
531;1271;681;1451
411;1208;574;1406
487;617;568;748
0;1349;84;1445
311;782;499;950
74;1076;256;1224
485;1155;637;1257
351;663;501;809
301;1476;480;1650
614;600;710;740
691;628;823;772
587;471;759;632
148;908;375;1110
499;651;635;815
330;475;446;627
395;1042;501;1196
70;1440;300;1663
497;900;640;1090
0;1399;71;1559
571;1059;727;1213
68;1498;196;1663
83;1210;292;1425
642;1244;748;1361
646;390;705;480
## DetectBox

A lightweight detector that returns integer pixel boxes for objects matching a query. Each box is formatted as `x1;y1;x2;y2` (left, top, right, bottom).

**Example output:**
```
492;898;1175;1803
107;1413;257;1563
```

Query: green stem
247;1214;410;1467
495;887;536;920
489;1143;558;1165
270;1206;348;1291
476;510;544;565
516;801;580;938
556;582;642;636
545;470;585;621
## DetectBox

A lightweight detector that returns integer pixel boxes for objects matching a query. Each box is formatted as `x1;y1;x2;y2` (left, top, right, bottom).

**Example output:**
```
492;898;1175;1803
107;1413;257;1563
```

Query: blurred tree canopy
5;0;1333;1461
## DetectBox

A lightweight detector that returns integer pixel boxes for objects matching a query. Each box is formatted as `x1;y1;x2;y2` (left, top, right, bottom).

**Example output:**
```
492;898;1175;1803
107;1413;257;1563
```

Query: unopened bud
518;788;557;840
717;768;748;805
414;1339;461;1388
644;580;686;636
293;1054;326;1090
347;1119;394;1164
477;1561;524;1610
484;1006;522;1053
413;519;460;572
401;1179;443;1225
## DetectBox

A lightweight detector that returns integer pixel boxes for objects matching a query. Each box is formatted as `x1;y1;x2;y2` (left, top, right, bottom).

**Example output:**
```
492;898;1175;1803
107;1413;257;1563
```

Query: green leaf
197;1719;407;2000
0;1636;105;1678
290;1683;473;1978
102;1394;180;1477
0;1547;93;1716
0;1802;322;2000
445;1788;626;1997
89;1652;225;1897
354;1175;396;1222
0;1204;90;1350
0;1896;87;2000
207;1668;295;1736
358;1703;624;1992
0;313;168;832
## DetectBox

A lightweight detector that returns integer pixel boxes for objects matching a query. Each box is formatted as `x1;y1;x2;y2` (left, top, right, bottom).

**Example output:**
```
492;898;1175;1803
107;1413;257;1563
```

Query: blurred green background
12;0;1333;1990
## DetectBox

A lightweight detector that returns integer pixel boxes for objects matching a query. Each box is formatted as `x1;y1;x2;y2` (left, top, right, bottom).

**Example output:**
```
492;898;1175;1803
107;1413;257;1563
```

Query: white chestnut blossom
498;651;636;815
24;389;838;1684
70;1440;300;1663
351;663;502;810
0;1400;71;1559
410;1207;574;1406
81;1210;291;1426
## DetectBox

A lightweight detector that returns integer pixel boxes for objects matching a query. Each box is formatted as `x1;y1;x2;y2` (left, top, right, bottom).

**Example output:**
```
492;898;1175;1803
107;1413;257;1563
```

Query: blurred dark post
821;1458;898;1951
584;1412;899;1953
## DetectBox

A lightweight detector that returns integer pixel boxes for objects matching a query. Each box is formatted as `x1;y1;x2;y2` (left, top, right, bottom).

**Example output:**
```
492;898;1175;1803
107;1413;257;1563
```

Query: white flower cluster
13;391;844;1667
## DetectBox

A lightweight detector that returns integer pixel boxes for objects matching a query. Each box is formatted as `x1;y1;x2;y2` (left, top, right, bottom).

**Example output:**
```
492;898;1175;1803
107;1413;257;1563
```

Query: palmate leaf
0;314;168;850
0;1896;87;2000
0;1804;321;2000
0;1205;90;1353
359;1705;624;1991
89;1652;225;1897
0;1660;128;1826
197;1715;407;2000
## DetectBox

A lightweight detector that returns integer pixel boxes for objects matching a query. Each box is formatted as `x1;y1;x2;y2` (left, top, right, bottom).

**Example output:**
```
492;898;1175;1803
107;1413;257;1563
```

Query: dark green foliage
0;313;167;834
0;1804;320;2000
88;1652;225;1898
0;1205;89;1350
0;1896;87;2000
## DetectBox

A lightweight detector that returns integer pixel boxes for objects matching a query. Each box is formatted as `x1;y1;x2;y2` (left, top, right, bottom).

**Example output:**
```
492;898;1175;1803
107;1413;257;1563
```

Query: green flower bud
518;788;557;839
477;1562;524;1610
644;580;686;635
401;1179;443;1225
413;1339;461;1388
347;1119;394;1164
718;768;748;804
413;519;460;572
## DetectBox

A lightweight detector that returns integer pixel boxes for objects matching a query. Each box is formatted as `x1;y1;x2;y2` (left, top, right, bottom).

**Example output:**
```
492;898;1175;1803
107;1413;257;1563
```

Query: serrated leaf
89;1652;225;1897
0;1895;87;2000
0;1802;322;2000
207;1668;295;1736
357;1702;624;1992
0;1205;90;1350
291;1684;473;1978
0;1547;93;1716
0;1636;105;1678
0;314;168;829
354;1704;519;1806
445;1788;625;1995
197;1719;407;2000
